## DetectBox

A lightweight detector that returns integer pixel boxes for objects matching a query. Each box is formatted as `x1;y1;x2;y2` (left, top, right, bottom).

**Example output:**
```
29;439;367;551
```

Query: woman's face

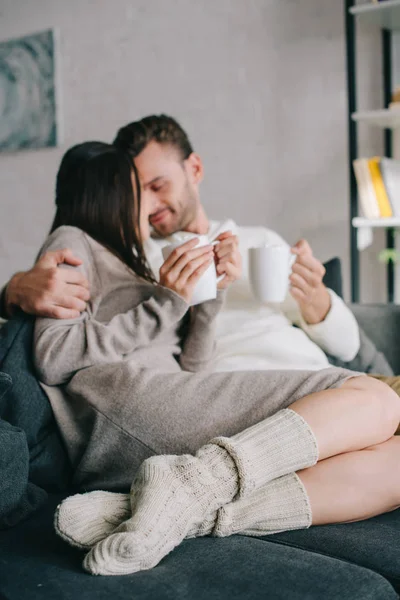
131;171;151;241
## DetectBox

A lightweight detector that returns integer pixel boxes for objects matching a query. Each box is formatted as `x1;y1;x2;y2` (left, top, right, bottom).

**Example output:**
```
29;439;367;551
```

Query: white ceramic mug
248;245;295;303
161;234;223;306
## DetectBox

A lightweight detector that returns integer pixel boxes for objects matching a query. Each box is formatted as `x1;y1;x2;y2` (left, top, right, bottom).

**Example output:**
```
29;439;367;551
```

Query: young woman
34;142;400;576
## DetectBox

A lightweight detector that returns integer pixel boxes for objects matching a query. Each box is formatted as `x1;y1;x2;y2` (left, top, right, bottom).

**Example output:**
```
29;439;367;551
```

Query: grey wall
0;0;386;301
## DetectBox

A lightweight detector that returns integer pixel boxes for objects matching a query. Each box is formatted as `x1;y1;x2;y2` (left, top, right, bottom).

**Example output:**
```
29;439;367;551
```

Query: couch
1;260;400;600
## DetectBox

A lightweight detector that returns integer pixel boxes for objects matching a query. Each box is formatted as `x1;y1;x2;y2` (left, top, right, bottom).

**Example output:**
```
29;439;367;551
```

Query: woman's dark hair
50;141;155;282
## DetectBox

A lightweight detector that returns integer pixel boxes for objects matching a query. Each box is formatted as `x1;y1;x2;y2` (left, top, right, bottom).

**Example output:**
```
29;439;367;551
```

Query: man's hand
289;239;331;324
213;231;242;289
4;249;90;319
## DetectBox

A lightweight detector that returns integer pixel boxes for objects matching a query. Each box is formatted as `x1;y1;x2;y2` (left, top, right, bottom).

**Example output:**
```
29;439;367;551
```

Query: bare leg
369;374;400;434
298;435;400;525
289;376;400;461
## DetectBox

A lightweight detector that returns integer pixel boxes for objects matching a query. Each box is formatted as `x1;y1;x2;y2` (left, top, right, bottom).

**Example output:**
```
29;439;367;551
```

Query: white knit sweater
144;220;360;372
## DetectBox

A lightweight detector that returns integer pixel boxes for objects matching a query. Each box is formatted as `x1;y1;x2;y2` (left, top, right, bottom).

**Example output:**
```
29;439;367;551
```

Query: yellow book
368;157;393;217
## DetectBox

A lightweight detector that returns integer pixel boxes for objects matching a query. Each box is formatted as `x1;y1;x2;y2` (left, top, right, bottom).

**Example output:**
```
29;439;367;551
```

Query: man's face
134;141;202;239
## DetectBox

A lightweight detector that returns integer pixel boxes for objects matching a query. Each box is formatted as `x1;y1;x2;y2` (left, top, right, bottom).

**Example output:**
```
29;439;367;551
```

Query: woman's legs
369;374;400;434
58;435;400;549
212;378;400;534
213;435;400;538
289;376;400;460
299;435;400;525
82;375;400;575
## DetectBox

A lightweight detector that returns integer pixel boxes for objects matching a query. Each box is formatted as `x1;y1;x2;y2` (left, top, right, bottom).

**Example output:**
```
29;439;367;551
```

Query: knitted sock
55;473;310;550
55;489;215;550
212;408;318;497
54;491;131;550
213;472;312;537
83;444;238;575
83;408;317;575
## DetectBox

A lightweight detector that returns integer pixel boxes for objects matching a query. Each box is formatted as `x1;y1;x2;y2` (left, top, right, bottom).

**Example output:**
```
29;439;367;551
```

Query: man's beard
152;181;198;237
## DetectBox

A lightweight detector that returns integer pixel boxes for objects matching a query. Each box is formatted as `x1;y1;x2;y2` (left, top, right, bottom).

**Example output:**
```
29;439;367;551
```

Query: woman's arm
179;291;226;372
34;227;189;386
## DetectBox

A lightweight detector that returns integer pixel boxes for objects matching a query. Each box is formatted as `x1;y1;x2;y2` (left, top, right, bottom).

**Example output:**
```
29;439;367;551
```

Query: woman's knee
343;375;400;435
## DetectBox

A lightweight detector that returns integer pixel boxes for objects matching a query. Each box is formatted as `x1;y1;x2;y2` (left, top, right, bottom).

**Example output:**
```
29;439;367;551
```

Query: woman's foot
55;491;131;550
84;448;238;575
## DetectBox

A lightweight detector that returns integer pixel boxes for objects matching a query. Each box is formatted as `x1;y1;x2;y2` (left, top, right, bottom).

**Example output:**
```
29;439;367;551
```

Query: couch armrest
349;303;400;375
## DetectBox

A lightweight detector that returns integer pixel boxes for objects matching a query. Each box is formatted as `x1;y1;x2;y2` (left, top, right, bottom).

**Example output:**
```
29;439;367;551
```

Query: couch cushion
266;507;400;592
0;315;71;490
350;303;400;375
0;316;72;528
323;257;343;299
0;417;47;529
322;258;393;375
0;494;397;600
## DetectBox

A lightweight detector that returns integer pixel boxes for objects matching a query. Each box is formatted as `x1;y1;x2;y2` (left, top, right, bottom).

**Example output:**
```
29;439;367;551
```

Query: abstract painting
0;29;59;152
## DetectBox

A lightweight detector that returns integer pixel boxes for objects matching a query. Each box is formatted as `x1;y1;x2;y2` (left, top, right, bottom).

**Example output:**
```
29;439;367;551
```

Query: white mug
161;233;223;306
248;245;295;303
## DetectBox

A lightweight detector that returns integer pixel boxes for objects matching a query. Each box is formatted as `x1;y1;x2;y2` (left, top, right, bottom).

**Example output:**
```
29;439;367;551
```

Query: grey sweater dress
34;226;356;491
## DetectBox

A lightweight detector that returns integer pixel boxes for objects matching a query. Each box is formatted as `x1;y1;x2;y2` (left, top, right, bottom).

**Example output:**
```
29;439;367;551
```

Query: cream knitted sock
212;408;318;497
83;444;238;575
213;472;312;537
83;408;318;575
54;489;215;550
55;473;310;550
54;491;131;550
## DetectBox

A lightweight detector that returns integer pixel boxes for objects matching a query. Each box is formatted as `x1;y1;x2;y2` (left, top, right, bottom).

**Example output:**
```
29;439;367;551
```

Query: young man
112;115;360;372
1;114;365;373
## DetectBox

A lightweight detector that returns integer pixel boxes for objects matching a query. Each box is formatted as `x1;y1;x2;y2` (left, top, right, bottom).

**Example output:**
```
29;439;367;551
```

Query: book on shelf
353;158;380;219
368;157;392;217
380;158;400;217
352;156;398;219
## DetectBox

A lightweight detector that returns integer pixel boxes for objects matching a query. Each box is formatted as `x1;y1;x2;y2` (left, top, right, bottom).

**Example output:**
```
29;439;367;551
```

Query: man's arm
282;239;360;362
0;249;90;320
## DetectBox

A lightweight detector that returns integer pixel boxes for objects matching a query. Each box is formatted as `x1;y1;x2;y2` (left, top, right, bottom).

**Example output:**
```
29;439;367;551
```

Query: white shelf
350;0;400;30
352;217;400;250
351;109;400;128
353;217;400;227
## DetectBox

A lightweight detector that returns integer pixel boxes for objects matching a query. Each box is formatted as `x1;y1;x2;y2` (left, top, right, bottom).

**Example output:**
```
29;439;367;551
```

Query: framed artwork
0;29;60;152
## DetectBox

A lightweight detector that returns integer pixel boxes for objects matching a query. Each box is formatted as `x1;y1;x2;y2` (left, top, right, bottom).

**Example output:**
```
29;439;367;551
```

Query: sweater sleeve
281;289;360;362
34;227;189;386
179;290;226;372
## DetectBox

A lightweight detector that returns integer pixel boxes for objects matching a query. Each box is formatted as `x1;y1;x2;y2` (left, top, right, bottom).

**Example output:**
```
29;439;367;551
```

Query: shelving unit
353;217;400;227
352;217;400;250
350;0;400;28
351;108;400;128
346;0;400;302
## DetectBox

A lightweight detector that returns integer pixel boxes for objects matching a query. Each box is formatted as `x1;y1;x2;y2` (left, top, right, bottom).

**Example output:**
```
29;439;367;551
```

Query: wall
0;0;385;301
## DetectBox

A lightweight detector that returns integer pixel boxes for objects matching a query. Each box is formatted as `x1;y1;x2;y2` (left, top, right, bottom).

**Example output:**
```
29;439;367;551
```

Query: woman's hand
159;238;214;304
213;231;242;289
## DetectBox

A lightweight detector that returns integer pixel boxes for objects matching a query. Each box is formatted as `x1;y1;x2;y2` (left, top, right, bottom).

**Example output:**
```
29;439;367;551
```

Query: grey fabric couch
1;303;400;599
1;253;400;599
351;303;400;374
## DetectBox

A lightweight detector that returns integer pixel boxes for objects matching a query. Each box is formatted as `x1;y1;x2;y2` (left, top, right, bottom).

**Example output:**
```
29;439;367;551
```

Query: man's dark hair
113;114;193;160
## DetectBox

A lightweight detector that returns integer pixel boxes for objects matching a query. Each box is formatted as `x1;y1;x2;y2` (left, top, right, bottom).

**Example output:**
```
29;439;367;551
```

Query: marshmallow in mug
161;232;222;306
248;244;295;304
